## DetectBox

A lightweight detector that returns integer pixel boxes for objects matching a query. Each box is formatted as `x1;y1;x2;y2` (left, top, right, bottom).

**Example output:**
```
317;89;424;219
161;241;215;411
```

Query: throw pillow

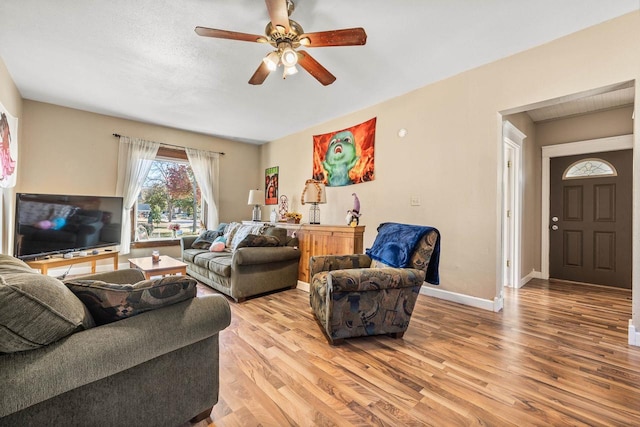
65;276;197;325
0;270;94;353
236;234;280;248
263;226;287;246
223;222;242;247
209;236;226;252
191;229;222;250
229;223;269;250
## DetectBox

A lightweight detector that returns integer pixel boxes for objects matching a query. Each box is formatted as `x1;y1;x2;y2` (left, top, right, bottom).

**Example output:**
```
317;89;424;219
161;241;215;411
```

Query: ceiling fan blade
297;50;336;86
195;26;267;43
299;28;367;47
249;61;272;85
265;0;290;33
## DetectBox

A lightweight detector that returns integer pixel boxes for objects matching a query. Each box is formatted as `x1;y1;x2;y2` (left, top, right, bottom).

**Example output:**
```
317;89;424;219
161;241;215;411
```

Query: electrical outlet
410;196;421;206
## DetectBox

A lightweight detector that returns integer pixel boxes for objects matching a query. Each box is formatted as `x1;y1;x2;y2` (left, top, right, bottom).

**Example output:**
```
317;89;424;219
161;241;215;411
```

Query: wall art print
265;166;279;205
0;101;18;188
312;117;375;187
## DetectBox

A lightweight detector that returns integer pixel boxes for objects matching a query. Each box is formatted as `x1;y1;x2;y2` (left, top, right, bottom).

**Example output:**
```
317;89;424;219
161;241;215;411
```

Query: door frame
541;134;633;279
502;121;525;288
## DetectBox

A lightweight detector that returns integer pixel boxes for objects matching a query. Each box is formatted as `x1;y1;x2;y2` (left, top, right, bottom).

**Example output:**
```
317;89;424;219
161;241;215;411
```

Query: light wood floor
192;280;640;426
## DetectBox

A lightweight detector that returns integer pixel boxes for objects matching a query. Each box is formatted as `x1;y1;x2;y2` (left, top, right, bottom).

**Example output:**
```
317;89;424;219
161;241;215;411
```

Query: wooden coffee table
128;255;188;280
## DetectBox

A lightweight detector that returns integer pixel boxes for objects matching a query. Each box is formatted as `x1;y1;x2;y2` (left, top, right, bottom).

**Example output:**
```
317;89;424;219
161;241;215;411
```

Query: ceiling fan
195;0;367;86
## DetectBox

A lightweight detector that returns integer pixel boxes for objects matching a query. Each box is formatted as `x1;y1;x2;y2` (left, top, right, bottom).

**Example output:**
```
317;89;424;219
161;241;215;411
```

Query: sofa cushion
207;256;233;277
188;251;232;277
64;276;197;325
191;230;222;250
182;248;206;263
236;234;280;248
0;256;94;353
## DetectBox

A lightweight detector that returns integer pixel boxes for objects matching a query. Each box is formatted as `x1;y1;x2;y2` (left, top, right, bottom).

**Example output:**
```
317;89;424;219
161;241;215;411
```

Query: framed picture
265;166;279;205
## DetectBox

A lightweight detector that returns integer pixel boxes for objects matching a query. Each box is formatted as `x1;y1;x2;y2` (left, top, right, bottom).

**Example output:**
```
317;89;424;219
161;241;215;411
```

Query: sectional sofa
0;255;231;426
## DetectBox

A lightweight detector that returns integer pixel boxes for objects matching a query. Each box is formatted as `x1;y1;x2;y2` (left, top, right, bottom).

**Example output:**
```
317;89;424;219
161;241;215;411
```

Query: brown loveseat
0;254;231;426
181;222;300;302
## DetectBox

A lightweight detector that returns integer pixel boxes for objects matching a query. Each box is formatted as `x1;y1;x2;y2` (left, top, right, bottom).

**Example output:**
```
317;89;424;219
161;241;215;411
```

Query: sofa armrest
316;267;425;293
64;268;146;284
180;235;198;254
233;246;300;266
309;254;372;278
0;294;231;416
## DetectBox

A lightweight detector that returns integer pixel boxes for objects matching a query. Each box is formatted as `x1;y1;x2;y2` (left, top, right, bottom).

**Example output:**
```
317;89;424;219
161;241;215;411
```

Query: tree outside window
135;159;201;241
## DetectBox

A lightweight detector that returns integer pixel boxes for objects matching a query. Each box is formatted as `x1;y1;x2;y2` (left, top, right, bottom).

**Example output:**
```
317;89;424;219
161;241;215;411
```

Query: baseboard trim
520;269;543;288
297;280;310;292
629;320;640;347
420;285;501;312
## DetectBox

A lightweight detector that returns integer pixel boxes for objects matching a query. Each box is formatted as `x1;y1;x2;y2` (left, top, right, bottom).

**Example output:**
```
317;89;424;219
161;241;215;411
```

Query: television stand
26;251;119;275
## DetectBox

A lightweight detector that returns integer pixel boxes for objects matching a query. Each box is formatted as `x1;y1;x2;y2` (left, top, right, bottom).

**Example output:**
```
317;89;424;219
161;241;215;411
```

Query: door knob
551;225;559;231
551;216;559;222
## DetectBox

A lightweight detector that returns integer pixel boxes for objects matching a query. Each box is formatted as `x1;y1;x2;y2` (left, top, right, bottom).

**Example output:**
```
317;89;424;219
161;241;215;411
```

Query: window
563;158;617;180
134;148;202;242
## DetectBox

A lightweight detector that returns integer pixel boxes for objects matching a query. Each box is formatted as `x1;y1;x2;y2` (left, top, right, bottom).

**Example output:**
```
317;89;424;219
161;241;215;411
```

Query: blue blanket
365;222;441;285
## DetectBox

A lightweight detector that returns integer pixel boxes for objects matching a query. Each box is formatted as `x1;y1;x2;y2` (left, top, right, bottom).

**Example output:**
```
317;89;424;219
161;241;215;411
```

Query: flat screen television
14;193;124;260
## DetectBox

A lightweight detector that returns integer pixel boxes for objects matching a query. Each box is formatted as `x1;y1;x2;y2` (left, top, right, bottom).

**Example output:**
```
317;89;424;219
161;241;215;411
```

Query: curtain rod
112;133;225;155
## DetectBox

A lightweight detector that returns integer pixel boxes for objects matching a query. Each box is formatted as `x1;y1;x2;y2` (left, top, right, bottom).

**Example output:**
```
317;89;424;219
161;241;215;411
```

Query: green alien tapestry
312;117;376;187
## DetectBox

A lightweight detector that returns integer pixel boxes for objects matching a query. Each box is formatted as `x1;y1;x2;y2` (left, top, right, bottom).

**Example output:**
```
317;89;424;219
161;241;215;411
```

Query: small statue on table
346;193;361;227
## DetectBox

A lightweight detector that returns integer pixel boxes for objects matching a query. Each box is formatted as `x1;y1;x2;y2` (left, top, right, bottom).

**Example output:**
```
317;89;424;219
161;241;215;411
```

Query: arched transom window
562;158;617;180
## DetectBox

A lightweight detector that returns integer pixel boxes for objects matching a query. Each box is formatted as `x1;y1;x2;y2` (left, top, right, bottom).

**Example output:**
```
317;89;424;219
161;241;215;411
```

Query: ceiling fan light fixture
299;37;310;46
281;45;298;67
263;51;280;71
284;65;298;77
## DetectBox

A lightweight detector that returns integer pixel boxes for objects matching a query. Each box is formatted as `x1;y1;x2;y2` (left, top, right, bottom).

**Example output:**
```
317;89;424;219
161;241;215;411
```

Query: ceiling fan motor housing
266;20;304;49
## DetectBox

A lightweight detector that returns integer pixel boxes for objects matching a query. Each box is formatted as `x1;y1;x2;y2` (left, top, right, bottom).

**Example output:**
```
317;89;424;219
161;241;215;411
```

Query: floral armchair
309;223;440;345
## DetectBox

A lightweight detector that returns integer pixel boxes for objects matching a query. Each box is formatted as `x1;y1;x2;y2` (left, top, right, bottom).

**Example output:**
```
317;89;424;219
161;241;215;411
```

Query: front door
549;150;632;288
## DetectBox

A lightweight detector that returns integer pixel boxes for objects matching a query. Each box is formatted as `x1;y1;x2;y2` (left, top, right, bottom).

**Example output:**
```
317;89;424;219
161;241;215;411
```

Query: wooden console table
26;251;119;275
276;223;365;282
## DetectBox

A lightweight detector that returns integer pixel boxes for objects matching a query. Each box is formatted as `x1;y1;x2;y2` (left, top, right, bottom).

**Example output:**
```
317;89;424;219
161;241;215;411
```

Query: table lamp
248;189;265;221
301;179;326;224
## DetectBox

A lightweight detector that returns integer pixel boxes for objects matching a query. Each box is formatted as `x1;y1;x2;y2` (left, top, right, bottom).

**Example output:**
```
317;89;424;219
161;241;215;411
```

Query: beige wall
261;12;640;306
19;100;261;224
0;57;23;254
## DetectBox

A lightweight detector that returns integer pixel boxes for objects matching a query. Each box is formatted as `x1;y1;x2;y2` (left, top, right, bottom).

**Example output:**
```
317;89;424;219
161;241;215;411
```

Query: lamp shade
302;180;326;204
248;189;265;206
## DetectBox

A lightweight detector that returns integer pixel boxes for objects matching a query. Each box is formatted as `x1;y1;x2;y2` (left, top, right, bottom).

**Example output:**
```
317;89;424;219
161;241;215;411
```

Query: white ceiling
1;1;638;144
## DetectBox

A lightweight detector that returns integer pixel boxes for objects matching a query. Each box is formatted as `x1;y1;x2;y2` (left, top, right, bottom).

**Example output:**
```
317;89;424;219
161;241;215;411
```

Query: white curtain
115;136;159;254
186;148;220;229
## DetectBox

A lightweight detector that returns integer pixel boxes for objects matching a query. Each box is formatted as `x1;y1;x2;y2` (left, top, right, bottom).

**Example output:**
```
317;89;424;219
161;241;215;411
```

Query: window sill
131;239;180;249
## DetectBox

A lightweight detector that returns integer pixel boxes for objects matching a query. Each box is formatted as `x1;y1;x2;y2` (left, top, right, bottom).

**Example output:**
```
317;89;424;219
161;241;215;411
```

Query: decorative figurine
278;195;289;221
346;193;361;227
